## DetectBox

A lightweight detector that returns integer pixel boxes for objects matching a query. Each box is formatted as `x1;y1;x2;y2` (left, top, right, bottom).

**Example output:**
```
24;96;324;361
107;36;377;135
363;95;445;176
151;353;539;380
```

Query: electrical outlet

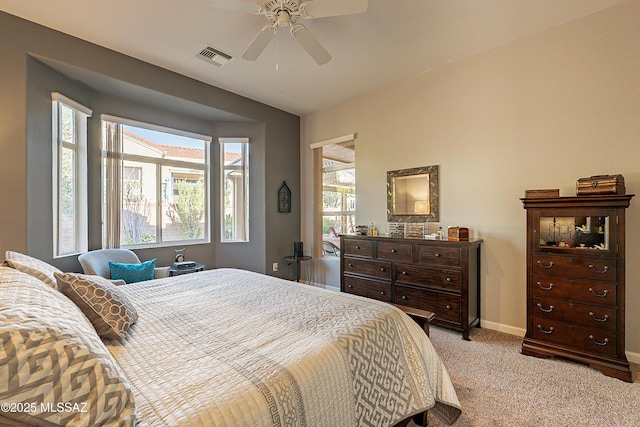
272;262;278;272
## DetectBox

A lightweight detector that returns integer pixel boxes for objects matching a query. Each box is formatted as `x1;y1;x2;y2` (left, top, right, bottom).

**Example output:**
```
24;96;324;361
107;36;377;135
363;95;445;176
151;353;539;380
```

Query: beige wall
301;1;640;358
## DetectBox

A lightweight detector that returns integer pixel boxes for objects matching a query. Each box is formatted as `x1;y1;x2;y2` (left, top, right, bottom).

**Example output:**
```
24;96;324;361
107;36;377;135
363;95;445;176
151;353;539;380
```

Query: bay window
102;116;210;248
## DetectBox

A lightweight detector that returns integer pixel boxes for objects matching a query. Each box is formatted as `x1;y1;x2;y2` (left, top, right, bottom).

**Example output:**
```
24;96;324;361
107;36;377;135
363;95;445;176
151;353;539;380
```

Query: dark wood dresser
340;235;482;340
521;194;634;382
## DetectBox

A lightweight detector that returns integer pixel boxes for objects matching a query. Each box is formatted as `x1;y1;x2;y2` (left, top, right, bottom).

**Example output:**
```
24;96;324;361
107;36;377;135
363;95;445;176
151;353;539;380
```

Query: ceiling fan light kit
208;0;368;65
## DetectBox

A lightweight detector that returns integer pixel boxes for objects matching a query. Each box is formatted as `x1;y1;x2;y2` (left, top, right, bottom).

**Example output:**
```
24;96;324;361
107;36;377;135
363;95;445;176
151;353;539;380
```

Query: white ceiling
0;0;629;116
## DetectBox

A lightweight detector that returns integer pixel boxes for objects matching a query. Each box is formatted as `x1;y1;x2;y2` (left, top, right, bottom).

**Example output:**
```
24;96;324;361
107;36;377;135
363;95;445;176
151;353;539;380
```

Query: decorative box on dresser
521;194;634;382
340;235;482;340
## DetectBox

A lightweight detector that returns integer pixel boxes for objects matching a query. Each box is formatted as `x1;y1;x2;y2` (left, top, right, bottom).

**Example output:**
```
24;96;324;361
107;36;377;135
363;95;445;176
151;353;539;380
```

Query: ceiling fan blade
302;0;368;18
291;24;331;65
241;25;276;61
193;0;260;14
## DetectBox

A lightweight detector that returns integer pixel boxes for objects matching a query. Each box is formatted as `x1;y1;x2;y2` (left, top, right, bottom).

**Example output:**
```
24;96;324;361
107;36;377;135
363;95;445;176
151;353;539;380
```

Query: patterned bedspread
106;268;461;427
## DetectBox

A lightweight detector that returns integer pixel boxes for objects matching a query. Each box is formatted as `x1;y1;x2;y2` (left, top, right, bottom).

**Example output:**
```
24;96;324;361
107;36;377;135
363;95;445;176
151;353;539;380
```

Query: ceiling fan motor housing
264;0;301;26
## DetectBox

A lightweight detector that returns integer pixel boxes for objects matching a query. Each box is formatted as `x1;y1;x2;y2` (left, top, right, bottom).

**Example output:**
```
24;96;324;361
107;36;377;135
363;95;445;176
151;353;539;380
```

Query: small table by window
169;263;205;277
284;256;312;283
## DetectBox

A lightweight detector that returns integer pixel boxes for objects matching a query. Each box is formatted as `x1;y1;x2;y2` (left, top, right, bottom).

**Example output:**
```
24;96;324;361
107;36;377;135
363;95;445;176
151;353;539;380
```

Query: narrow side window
52;93;91;258
220;138;249;242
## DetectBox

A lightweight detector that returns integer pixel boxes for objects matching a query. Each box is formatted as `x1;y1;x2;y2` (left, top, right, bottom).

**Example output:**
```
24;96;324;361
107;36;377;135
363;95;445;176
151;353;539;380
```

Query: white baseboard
480;320;525;337
625;350;640;364
479;320;640;364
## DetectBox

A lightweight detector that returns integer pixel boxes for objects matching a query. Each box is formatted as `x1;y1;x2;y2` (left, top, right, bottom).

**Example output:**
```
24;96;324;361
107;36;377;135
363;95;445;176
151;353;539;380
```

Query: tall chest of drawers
340;235;482;340
521;195;634;382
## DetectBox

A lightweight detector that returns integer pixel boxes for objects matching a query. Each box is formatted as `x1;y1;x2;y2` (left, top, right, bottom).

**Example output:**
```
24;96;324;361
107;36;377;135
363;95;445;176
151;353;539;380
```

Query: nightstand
169;263;205;276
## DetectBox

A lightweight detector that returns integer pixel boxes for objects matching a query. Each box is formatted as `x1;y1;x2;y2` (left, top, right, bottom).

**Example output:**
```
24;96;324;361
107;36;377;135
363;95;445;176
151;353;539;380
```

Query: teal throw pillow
109;258;156;284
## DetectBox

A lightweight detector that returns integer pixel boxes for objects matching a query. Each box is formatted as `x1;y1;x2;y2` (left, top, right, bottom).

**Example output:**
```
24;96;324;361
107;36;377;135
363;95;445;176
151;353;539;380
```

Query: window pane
163;166;206;241
121;160;157;245
221;141;249;242
123;125;206;164
59;147;76;254
60;105;75;144
104;121;210;248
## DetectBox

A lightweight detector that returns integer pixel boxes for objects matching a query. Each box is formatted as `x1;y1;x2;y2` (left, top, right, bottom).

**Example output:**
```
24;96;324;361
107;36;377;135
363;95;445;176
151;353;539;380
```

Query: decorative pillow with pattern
0;267;136;427
55;272;139;340
2;250;61;289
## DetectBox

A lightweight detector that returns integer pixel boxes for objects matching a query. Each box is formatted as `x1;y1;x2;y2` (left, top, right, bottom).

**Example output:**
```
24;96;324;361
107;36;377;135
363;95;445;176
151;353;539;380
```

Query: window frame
220;137;250;243
101;115;211;249
52;92;92;258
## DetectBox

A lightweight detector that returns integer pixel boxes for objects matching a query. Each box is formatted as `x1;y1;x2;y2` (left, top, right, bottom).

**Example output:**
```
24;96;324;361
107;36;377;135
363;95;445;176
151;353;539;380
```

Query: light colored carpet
417;326;640;426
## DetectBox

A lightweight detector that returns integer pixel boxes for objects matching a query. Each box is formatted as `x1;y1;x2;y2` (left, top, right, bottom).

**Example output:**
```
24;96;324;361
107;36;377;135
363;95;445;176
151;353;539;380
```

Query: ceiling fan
202;0;368;65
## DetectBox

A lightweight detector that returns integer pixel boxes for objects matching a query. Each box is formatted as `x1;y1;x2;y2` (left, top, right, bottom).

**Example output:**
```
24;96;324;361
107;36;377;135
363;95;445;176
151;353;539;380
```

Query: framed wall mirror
387;165;439;222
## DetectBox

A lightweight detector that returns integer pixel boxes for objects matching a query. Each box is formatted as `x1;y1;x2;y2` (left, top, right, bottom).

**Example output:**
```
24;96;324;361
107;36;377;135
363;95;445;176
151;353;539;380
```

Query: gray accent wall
1;11;300;276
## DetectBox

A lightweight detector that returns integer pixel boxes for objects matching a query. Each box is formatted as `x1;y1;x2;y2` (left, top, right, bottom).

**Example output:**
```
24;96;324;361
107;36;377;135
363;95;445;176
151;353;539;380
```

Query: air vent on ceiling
197;46;234;67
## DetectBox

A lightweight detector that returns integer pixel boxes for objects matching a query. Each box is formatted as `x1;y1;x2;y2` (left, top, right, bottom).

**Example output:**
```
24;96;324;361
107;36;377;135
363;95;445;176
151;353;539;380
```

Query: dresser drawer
532;276;617;308
343;258;391;280
377;240;412;262
343;275;392;303
343;239;374;258
531;317;618;357
532;255;617;282
532;297;617;332
416;244;461;268
395;285;461;324
395;264;461;291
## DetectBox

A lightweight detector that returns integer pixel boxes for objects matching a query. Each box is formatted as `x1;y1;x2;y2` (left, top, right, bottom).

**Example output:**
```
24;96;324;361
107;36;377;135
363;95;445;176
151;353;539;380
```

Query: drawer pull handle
348;284;353;288
536;260;554;269
446;277;452;282
536;303;555;313
589;312;609;322
391;249;397;253
401;271;408;275
537;281;554;291
348;263;353;267
537;324;555;334
355;246;360;249
588;288;609;298
380;267;385;271
588;264;609;274
401;295;407;300
380;291;385;295
589;335;610;346
445;305;451;310
434;253;441;257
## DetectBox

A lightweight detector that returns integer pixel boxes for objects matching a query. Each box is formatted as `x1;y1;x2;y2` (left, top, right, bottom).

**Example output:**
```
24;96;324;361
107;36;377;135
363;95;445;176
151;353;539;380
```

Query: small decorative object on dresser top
524;189;560;198
521;194;634;382
340;234;482;340
576;174;625;196
447;226;469;241
355;225;369;235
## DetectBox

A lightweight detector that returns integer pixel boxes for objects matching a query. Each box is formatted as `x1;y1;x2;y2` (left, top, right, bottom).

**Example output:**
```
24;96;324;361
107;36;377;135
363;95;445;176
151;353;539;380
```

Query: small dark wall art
278;181;291;213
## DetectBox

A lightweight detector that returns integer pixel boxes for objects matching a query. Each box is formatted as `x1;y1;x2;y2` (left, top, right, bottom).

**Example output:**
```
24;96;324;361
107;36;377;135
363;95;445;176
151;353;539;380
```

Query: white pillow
2;250;61;289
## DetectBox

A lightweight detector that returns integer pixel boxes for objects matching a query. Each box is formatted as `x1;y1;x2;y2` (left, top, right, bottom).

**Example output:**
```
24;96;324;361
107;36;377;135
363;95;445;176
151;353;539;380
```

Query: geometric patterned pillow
55;272;139;340
3;250;62;289
0;267;136;426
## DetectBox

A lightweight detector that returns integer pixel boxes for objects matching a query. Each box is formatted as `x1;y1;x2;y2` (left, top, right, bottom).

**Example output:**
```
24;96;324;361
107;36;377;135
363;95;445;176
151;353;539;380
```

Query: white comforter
106;269;461;427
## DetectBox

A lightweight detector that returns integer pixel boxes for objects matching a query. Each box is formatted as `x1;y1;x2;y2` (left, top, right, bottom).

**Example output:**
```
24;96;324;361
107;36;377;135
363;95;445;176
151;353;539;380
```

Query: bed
0;251;461;427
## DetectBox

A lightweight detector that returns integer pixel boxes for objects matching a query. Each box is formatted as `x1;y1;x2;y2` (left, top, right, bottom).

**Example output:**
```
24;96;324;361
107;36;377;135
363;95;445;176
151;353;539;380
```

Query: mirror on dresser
387;165;439;222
